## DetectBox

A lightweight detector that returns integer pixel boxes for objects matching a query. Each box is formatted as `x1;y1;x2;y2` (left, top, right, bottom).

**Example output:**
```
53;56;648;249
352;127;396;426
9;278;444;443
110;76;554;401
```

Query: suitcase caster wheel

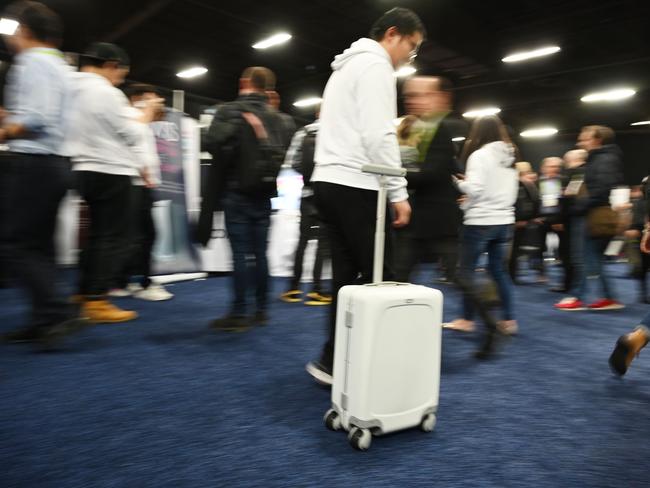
348;427;372;451
324;409;341;431
420;413;436;433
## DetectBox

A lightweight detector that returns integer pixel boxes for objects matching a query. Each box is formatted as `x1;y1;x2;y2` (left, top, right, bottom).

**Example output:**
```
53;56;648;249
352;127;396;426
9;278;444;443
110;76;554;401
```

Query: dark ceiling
2;0;649;136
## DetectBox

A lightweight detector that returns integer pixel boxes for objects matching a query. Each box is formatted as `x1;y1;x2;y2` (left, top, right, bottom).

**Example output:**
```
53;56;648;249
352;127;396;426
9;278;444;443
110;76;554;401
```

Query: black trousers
0;153;76;328
394;225;498;334
114;185;156;289
289;195;329;293
393;227;459;283
313;182;394;369
76;171;133;298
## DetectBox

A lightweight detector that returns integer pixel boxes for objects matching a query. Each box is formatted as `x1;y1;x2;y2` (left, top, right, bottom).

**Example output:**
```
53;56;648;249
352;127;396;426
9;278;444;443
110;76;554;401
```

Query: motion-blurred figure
110;83;173;302
0;1;90;347
554;126;624;311
67;43;146;323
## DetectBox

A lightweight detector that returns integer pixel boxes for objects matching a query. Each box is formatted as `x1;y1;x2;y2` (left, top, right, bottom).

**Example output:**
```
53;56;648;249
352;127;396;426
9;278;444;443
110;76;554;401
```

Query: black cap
82;42;130;67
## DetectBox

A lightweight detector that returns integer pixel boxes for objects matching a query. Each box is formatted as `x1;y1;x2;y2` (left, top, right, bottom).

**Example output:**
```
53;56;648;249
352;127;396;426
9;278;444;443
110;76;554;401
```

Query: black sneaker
252;311;269;326
305;360;333;386
39;318;91;348
3;327;44;344
209;315;251;332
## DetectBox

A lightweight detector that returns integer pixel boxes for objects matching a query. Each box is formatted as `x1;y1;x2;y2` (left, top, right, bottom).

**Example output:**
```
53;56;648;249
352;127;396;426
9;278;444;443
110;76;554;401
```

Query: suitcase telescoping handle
361;164;407;283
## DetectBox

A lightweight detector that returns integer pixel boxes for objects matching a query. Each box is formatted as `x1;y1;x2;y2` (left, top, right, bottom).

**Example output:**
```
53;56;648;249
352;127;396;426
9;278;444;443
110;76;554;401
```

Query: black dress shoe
252;311;269;326
3;327;44;344
39;317;91;349
475;330;497;360
209;315;251;332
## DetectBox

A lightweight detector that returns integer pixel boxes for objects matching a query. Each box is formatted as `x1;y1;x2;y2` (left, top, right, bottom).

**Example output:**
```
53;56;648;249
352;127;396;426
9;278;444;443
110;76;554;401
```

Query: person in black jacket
555;126;625;311
397;76;500;357
394;76;463;283
199;66;285;331
509;161;542;282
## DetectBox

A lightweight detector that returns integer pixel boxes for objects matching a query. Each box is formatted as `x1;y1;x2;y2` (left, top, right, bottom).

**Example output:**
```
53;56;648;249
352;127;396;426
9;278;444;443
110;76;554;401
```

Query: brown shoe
609;326;649;376
82;300;138;324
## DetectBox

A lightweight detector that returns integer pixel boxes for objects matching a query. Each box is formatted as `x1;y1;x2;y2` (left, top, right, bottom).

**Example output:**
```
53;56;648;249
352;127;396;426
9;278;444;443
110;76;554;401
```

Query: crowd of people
1;2;648;381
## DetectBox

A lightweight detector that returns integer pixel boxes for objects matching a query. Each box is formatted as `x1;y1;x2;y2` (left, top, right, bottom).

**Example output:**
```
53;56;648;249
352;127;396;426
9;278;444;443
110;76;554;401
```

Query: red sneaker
588;298;625;310
554;297;586;311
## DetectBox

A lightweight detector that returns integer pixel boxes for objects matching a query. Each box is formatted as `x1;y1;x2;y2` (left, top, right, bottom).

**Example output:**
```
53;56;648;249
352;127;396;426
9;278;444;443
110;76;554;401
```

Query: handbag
587;206;620;237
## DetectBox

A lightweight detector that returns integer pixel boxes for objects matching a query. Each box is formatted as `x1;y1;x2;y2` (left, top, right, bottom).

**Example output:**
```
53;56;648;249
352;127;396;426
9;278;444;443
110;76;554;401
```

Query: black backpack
299;128;317;186
230;102;285;196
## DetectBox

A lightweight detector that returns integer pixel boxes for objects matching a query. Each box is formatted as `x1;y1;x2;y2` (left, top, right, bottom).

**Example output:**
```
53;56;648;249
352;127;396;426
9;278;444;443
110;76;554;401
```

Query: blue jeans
460;224;515;321
572;216;615;302
223;192;271;316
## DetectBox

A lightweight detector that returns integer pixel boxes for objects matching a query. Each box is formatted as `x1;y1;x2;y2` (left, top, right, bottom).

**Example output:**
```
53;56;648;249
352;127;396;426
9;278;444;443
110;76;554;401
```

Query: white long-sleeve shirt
458;141;518;225
65;72;143;176
124;106;161;186
310;38;407;202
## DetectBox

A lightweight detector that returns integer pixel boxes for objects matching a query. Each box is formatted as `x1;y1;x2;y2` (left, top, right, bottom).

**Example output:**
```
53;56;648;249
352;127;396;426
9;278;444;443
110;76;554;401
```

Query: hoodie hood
481;141;515;168
331;38;392;71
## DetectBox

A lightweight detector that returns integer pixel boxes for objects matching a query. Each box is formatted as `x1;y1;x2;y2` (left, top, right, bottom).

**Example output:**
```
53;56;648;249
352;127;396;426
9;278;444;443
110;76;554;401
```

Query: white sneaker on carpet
133;284;173;301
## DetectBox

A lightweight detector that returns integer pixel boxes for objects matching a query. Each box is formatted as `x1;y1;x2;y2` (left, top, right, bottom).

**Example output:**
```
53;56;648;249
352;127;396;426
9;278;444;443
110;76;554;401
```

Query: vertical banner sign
150;109;199;274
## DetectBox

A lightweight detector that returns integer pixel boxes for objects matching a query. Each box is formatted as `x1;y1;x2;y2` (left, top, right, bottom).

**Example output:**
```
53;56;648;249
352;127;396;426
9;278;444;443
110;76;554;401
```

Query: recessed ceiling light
502;46;561;63
176;67;208;78
581;88;636;103
293;97;322;108
394;66;416;78
463;107;501;118
520;127;558;138
452;137;466;142
0;18;18;36
253;33;292;50
631;120;650;126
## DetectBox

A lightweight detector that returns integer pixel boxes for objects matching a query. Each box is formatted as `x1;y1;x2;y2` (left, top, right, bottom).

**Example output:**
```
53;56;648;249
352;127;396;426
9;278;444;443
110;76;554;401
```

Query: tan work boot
82;300;138;324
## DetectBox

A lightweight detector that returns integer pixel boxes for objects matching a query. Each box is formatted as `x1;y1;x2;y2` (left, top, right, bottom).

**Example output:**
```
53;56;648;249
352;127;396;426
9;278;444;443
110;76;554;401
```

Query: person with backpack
280;118;331;306
199;67;285;332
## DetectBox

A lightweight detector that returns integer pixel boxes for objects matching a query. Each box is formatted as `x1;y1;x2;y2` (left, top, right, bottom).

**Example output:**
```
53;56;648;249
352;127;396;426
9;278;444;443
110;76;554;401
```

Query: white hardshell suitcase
323;164;443;451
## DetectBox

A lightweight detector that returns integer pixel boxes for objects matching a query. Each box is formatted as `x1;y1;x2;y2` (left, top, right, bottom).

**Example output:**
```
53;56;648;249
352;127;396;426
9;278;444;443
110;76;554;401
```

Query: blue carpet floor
1;264;650;487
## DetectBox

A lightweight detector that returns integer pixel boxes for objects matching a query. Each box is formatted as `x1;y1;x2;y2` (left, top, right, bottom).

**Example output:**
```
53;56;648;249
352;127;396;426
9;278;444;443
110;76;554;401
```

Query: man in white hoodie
66;43;150;324
305;7;426;385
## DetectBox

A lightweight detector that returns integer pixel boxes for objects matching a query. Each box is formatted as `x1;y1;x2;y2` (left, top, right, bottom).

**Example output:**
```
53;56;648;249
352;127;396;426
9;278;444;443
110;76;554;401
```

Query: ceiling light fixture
176;67;208;78
630;120;650;126
0;18;18;36
253;33;292;50
394;66;417;78
581;88;636;103
520;127;558;138
502;46;561;63
293;97;322;108
463;107;501;118
452;137;466;142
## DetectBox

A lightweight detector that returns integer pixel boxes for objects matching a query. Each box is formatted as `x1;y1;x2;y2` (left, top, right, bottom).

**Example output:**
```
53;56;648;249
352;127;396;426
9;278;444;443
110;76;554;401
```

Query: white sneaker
133;284;173;301
108;288;131;298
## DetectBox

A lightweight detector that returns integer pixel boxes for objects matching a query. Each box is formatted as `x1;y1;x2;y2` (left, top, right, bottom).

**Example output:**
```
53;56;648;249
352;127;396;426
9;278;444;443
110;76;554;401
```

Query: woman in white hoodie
446;116;519;339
